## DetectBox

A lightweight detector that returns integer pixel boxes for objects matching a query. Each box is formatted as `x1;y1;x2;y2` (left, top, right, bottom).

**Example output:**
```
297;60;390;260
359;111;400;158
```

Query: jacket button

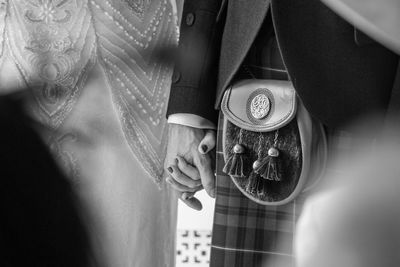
172;71;181;83
185;13;195;26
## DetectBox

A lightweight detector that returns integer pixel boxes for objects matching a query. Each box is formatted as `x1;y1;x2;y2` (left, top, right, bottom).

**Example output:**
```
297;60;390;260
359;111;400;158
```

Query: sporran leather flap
221;79;297;132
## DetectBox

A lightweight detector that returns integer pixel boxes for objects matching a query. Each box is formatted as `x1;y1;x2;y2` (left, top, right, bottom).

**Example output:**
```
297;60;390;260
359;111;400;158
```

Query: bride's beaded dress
0;0;178;266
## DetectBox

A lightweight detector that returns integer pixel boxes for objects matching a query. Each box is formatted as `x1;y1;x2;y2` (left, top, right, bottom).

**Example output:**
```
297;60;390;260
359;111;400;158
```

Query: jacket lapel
216;0;270;105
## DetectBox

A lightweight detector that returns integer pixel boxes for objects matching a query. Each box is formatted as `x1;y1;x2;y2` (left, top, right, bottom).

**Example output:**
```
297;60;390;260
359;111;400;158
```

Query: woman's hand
164;124;216;210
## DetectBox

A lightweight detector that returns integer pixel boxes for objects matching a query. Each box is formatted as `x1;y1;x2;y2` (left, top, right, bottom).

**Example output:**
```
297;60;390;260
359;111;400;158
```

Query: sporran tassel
246;171;260;195
223;129;246;177
245;170;267;197
222;145;245;177
257;147;281;181
257;178;266;198
252;131;282;182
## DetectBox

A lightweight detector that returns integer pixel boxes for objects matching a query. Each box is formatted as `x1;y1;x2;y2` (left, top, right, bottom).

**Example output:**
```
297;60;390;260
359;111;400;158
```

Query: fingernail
167;167;173;173
201;145;208;153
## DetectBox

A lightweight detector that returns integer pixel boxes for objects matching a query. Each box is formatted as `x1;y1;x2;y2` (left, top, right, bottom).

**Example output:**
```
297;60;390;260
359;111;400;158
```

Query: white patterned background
176;191;215;267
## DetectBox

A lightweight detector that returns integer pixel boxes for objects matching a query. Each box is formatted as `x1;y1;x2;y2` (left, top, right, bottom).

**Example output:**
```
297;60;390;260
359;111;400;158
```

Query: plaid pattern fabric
210;113;306;267
210;112;374;267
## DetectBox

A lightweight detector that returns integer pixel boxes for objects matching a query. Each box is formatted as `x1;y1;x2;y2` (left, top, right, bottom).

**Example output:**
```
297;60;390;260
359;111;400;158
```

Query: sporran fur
223;117;302;202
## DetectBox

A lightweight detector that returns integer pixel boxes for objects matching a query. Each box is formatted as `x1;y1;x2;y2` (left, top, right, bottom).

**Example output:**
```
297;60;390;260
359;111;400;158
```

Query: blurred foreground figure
0;1;180;266
0;96;91;267
296;135;400;267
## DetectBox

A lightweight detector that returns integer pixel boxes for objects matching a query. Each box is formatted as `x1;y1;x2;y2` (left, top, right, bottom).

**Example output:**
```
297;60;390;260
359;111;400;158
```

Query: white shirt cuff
168;113;217;129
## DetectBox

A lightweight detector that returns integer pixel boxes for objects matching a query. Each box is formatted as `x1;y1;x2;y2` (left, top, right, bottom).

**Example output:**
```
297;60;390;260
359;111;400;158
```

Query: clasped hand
164;124;216;210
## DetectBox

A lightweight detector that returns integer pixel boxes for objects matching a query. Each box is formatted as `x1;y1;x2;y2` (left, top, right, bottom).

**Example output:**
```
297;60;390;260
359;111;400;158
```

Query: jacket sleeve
166;0;226;124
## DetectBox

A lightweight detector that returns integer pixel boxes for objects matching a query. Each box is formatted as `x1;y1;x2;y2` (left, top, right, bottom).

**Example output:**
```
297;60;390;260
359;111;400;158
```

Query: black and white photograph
1;0;400;266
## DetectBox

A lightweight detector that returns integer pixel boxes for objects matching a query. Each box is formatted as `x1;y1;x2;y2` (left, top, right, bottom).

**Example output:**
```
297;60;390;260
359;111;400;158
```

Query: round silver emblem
250;94;271;120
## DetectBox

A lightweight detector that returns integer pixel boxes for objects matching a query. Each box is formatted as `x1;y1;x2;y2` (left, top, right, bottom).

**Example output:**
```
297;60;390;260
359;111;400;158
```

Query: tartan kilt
210;112;307;267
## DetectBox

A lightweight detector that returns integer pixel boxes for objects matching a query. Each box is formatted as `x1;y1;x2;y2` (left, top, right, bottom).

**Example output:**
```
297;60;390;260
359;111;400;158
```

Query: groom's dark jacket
167;0;399;130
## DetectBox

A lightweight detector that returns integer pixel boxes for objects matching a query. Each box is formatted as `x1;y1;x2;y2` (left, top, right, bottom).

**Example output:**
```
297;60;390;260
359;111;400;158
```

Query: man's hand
164;124;216;210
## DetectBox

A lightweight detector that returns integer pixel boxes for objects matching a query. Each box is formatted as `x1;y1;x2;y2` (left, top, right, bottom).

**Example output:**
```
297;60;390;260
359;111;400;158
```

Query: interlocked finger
176;155;201;181
168;165;202;189
198;129;216;154
193;152;216;198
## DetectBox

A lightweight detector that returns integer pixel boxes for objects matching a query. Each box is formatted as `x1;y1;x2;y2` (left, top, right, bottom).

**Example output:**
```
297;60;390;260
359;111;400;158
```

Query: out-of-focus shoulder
321;0;400;54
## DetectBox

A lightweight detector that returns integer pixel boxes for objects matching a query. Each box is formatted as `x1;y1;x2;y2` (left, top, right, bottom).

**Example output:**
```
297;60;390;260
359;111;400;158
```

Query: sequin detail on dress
123;0;150;19
90;0;178;184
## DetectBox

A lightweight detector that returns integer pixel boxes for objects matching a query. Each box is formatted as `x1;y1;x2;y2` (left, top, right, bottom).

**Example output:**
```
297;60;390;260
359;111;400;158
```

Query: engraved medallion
250;93;271;120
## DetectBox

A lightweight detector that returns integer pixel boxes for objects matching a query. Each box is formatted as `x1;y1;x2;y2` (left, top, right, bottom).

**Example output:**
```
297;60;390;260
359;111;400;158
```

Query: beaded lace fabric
0;0;178;184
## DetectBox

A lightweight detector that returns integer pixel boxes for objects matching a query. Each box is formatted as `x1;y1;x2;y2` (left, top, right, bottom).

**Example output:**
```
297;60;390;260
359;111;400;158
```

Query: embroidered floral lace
0;0;178;185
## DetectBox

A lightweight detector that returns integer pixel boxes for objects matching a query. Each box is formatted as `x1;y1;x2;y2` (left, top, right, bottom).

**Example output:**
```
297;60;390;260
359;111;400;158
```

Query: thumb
198;129;216;154
181;192;203;211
